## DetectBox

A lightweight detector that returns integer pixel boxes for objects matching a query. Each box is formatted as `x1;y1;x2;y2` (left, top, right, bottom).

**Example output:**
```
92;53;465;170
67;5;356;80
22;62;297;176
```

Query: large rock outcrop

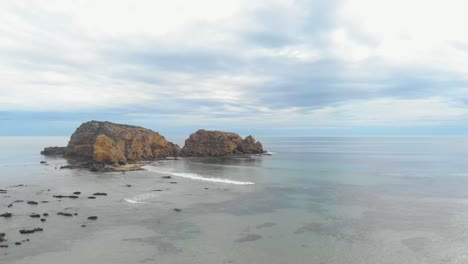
182;129;263;157
42;121;180;164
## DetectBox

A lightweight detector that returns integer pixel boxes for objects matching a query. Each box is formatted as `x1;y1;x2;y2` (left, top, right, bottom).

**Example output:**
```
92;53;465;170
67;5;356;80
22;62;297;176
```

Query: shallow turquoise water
2;136;468;263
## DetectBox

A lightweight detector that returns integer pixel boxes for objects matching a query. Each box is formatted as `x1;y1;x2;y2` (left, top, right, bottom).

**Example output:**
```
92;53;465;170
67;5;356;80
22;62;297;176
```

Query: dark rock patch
235;234;262;243
41;218;46;222
170;182;177;184
57;212;73;217
93;193;107;196
15;242;21;245
73;192;81;195
43;213;49;217
30;214;41;218
19;228;43;234
53;195;78;199
88;216;98;220
0;213;12;218
162;176;172;179
88;196;96;199
173;208;182;212
27;201;38;205
256;222;277;229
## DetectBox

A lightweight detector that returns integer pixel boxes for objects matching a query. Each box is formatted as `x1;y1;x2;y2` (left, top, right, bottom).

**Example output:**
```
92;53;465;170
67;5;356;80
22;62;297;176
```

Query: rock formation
42;121;181;165
42;121;266;171
182;129;263;156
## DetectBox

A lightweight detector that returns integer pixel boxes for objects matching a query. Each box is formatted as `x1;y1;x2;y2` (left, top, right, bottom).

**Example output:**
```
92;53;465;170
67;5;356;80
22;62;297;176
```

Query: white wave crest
171;172;254;185
145;166;254;185
123;193;157;204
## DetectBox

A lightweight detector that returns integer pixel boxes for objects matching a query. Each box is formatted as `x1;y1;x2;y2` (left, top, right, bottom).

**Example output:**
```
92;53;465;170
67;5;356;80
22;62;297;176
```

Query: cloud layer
1;0;468;135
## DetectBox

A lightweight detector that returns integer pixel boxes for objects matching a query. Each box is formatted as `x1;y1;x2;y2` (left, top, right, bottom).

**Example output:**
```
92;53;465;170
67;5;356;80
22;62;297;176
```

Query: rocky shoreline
41;121;266;172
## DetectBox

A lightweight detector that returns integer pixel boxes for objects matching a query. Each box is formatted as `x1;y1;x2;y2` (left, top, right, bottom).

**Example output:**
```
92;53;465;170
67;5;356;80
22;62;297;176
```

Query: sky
1;0;468;137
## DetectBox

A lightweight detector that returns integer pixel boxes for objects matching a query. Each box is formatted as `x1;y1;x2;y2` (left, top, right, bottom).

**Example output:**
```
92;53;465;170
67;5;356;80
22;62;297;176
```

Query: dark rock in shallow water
0;245;7;248
0;212;12;218
7;204;12;208
173;208;182;212
19;228;43;234
81;225;86;227
93;192;107;196
57;212;73;217
235;234;262;243
27;201;38;205
53;195;78;199
13;200;24;203
88;196;96;199
40;161;47;164
15;242;21;245
87;216;98;220
73;192;81;195
152;189;163;192
170;182;177;184
43;213;49;217
41;218;46;222
0;233;5;242
0;189;7;192
162;176;172;179
30;214;41;218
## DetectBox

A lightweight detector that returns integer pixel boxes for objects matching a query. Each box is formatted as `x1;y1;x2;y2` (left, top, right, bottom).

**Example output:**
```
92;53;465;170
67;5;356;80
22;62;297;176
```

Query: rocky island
182;129;263;156
41;121;265;171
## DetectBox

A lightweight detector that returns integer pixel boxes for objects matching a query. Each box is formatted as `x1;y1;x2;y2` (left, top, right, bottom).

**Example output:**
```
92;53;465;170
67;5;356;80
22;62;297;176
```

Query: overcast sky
1;0;468;136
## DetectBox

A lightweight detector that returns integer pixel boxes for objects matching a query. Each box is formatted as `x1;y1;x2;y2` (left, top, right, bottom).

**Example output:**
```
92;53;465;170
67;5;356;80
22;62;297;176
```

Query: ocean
1;136;468;263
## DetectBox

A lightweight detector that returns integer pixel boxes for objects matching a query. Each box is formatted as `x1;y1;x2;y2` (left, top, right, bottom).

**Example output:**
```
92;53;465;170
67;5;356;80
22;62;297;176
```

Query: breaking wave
145;166;254;185
123;193;157;204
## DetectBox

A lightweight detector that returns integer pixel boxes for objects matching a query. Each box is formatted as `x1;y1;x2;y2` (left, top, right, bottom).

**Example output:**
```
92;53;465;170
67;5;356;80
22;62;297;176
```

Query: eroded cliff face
182;129;263;156
63;121;180;164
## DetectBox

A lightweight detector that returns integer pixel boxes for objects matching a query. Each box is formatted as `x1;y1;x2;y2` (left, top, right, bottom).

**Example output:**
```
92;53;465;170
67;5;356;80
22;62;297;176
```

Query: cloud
1;0;468;135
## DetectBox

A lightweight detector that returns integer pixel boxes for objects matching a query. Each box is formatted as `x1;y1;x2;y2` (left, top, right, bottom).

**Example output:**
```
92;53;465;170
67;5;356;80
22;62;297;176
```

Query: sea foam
123;193;158;204
145;166;255;185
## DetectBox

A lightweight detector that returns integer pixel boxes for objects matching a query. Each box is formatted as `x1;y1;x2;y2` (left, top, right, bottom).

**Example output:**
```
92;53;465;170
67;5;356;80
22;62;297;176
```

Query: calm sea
1;136;468;263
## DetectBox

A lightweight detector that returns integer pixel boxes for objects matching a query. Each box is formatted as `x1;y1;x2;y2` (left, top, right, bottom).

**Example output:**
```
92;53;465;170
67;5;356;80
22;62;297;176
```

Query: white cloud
336;0;468;75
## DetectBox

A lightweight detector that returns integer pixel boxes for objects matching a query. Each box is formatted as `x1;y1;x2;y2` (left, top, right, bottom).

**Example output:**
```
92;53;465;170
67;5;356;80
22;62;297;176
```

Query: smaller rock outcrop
182;129;264;157
40;147;66;156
